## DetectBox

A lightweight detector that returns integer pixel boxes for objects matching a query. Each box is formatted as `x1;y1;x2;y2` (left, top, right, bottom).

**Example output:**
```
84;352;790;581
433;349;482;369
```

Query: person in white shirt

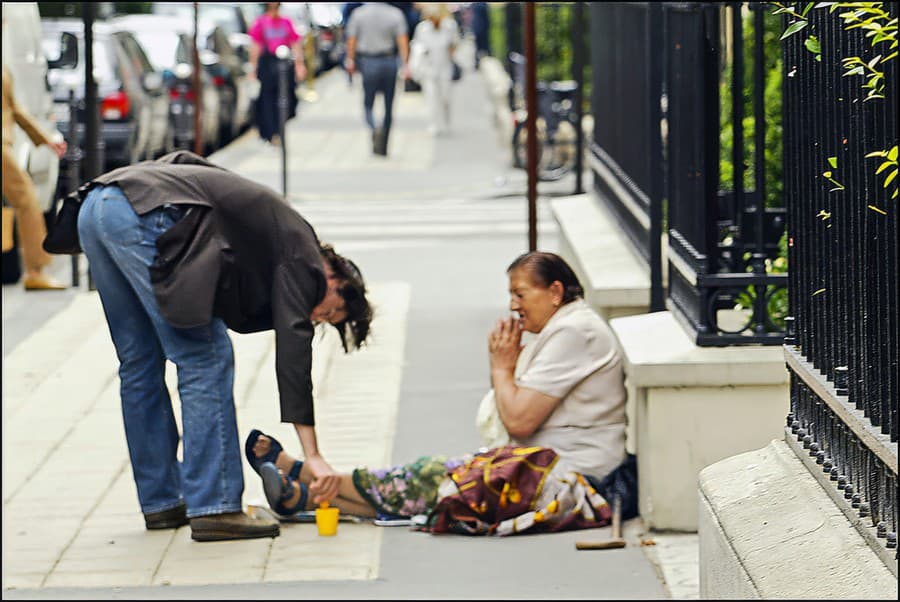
409;3;460;136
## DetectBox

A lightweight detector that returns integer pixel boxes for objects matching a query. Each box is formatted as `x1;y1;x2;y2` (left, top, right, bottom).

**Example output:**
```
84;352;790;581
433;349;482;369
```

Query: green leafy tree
773;1;898;202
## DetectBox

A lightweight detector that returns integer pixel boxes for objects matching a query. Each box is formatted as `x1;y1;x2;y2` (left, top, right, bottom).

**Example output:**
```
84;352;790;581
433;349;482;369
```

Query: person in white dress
409;4;460;136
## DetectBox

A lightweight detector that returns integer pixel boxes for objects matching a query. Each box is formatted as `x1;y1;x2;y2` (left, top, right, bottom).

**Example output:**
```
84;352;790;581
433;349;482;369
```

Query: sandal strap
288;460;303;482
274;475;308;516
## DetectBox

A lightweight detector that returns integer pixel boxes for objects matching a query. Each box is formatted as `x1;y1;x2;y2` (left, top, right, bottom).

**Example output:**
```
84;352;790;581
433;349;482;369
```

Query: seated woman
246;251;634;534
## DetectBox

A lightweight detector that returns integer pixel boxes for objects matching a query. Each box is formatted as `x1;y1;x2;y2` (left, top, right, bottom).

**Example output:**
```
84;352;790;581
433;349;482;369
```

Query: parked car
115;14;244;148
197;20;255;139
41;18;172;169
152;2;262;134
2;2;63;213
282;3;346;75
151;2;258;66
107;14;222;154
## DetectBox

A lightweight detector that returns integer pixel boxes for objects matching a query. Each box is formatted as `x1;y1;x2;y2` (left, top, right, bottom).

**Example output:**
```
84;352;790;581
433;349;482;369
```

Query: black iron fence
589;2;663;272
589;2;788;344
781;2;898;571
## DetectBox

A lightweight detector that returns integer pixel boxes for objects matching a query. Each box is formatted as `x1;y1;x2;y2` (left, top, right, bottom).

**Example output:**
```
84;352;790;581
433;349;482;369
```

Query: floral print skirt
352;454;471;519
351;446;613;535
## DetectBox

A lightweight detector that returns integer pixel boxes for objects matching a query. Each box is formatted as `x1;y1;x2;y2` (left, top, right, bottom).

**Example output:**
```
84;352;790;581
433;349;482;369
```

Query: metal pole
192;2;202;155
191;2;203;155
647;3;664;312
276;45;291;200
66;89;83;287
750;3;768;334
524;2;538;252
82;1;100;291
572;2;585;195
731;3;744;244
83;2;100;180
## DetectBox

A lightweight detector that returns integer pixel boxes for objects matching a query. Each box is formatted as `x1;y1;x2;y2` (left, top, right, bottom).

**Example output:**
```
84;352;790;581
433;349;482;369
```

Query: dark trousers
358;55;399;144
255;53;298;141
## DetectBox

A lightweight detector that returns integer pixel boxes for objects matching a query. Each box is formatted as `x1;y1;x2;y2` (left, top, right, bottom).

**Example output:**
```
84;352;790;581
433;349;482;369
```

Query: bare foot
252;434;299;477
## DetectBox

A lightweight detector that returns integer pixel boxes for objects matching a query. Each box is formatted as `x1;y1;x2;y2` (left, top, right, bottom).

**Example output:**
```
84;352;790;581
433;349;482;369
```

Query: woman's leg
250;433;376;516
421;75;440;133
1;144;58;282
256;56;279;141
437;74;452;132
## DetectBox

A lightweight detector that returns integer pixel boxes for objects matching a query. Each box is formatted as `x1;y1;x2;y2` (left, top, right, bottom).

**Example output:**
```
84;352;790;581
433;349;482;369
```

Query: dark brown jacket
89;150;326;426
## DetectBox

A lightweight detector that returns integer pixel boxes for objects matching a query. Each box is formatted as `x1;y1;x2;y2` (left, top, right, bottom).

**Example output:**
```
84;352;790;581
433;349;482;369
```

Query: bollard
65;89;84;287
276;44;292;200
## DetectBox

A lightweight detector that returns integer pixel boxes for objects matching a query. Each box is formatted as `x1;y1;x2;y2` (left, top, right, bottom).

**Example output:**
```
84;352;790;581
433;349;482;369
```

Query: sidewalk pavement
2;47;698;598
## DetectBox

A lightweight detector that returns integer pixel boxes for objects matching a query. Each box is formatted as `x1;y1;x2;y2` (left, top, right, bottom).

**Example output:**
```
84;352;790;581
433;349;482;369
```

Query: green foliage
719;7;785;210
489;3;506;61
735;231;789;329
773;1;898;201
488;3;592;112
534;4;574;83
865;145;899;200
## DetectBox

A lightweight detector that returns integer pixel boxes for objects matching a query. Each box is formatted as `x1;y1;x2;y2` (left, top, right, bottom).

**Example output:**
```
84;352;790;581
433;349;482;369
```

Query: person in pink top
248;2;307;144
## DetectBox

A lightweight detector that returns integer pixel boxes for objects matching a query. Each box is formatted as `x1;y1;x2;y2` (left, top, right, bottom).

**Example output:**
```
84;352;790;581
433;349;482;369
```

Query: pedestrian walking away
246;251;637;534
2;64;67;290
471;2;491;70
248;2;306;145
343;2;411;156
409;3;461;136
55;149;373;542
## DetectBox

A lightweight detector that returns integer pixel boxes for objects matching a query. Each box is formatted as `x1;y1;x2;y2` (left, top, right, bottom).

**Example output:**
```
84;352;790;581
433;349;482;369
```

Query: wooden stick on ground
575;494;625;550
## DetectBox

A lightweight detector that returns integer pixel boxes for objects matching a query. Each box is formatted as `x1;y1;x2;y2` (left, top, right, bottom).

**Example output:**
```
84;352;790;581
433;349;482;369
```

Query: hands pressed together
489;315;523;374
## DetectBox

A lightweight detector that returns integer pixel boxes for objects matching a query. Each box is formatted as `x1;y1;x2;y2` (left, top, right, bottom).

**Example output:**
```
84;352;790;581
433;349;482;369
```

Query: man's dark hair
507;251;584;304
320;244;373;352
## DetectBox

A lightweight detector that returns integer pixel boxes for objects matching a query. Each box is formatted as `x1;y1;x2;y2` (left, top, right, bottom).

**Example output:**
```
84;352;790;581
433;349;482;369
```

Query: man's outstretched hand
304;454;341;504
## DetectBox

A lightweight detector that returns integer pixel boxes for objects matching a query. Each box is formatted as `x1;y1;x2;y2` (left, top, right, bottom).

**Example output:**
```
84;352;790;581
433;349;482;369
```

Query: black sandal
260;460;308;516
244;429;284;476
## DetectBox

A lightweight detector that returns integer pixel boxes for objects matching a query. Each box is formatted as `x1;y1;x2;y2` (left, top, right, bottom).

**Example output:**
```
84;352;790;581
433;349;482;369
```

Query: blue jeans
358;55;399;135
77;185;243;518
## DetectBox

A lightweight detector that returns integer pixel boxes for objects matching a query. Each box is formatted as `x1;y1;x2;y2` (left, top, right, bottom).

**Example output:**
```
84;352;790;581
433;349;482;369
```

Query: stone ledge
609;311;789;388
699;440;897;599
551;194;650;319
609;310;790;531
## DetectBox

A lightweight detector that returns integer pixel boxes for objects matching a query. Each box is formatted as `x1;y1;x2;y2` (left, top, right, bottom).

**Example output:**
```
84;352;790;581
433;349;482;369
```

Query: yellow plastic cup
315;501;339;536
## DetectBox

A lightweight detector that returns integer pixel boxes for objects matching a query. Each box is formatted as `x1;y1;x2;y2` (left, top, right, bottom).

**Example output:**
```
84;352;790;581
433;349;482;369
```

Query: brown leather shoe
23;273;66;290
144;503;189;530
190;511;280;542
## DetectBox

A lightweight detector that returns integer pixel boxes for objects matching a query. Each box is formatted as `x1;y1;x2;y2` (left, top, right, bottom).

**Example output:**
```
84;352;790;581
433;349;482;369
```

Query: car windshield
42;30;114;81
129;30;183;70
